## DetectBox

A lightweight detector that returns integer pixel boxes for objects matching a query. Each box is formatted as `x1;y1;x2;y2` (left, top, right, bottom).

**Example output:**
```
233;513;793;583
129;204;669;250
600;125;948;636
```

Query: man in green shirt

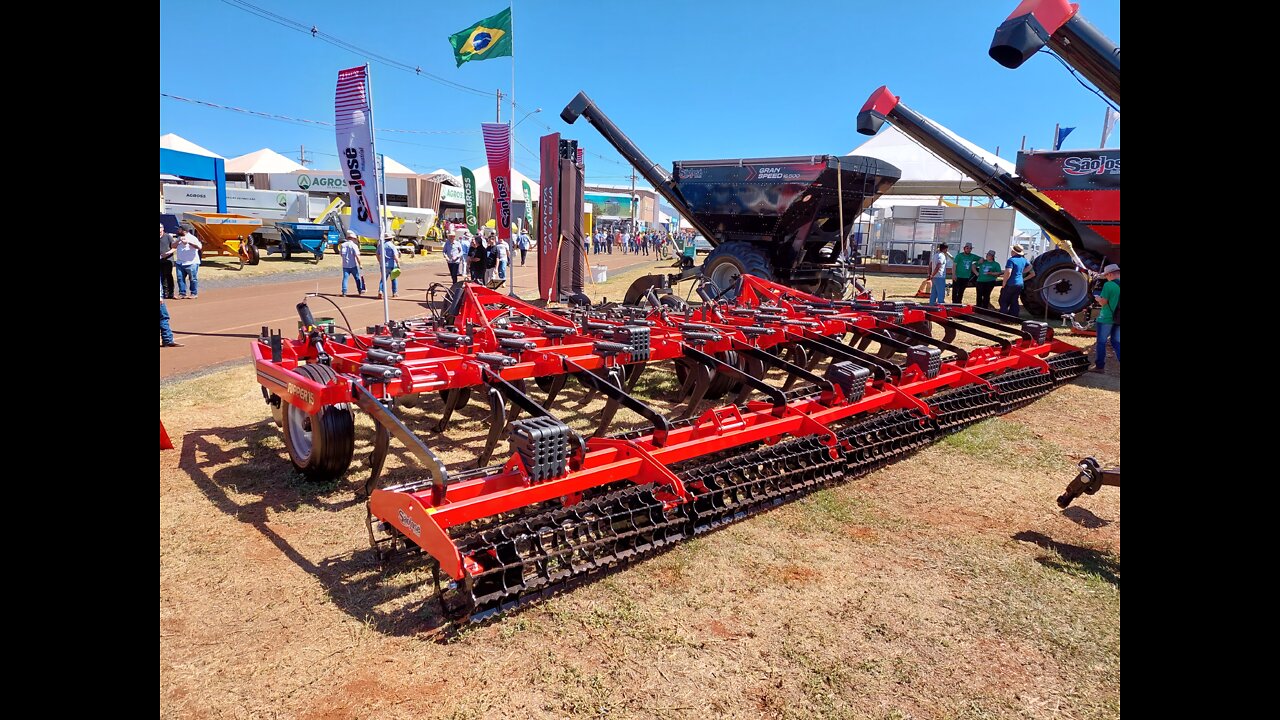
951;242;983;304
1090;264;1121;373
973;250;1002;309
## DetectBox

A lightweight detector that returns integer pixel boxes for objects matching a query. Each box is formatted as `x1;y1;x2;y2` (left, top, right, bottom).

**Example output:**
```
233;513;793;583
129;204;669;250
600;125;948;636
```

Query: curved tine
477;386;508;468
624;362;647;391
593;368;627;437
680;364;714;419
364;422;391;499
435;386;466;433
544;374;568;407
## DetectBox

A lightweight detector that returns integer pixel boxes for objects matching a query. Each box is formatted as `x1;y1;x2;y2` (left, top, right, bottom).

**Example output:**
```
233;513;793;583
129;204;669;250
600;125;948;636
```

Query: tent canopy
160;133;224;159
226;148;305;174
848;124;1015;196
426;168;462;186
380;156;416;176
470;165;540;201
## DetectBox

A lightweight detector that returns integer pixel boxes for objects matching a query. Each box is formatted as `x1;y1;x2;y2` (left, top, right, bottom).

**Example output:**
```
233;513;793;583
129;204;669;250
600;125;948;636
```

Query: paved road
161;251;665;380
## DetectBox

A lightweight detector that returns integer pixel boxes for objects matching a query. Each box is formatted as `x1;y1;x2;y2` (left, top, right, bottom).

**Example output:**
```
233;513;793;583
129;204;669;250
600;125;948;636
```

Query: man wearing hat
927;242;951;305
999;244;1035;316
443;229;462;284
377;233;401;299
1091;264;1121;373
951;242;982;304
339;230;365;296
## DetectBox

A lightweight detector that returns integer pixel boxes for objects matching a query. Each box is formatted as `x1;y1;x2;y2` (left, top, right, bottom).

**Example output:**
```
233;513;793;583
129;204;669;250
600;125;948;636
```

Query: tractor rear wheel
281;363;355;482
701;242;773;300
1021;249;1097;318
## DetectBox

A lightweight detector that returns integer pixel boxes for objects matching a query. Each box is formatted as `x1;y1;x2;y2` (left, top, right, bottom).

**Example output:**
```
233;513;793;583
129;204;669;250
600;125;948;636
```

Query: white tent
380;156;417;176
226;148;305;174
160;133;224;159
848;123;1015;196
426;168;462;186
470;165;540;201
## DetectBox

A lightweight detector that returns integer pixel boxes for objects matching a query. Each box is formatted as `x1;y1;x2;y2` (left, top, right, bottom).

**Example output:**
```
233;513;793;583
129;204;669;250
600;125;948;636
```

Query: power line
217;0;631;168
160;92;479;135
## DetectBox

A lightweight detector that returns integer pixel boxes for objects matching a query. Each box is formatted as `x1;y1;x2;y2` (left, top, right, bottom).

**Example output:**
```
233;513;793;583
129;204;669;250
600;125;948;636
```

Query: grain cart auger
252;279;1089;623
989;0;1120;107
857;87;1118;318
561;91;899;302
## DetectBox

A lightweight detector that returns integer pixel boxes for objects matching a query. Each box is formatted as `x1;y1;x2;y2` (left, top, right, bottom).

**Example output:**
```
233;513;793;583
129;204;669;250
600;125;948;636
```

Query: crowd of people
586;227;691;259
927;240;1037;315
927;240;1119;372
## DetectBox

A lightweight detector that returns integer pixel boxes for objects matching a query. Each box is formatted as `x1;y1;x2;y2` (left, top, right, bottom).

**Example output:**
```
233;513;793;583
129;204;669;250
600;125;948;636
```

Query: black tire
1021;249;1097;318
245;241;261;266
281;363;355;482
706;350;741;399
701;242;774;300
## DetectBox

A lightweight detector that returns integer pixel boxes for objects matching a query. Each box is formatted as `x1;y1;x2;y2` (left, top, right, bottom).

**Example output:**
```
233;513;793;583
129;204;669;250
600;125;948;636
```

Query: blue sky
161;0;1119;223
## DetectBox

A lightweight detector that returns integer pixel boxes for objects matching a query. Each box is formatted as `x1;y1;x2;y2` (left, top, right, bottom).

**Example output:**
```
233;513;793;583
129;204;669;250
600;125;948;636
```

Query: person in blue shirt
377;234;400;299
999;244;1035;316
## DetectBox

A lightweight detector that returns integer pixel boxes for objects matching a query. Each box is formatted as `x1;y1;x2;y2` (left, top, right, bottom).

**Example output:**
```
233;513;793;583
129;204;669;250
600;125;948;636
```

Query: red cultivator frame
253;277;1088;622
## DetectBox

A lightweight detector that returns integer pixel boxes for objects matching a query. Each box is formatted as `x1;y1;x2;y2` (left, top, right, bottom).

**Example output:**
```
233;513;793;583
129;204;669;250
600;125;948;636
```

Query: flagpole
508;0;518;297
364;63;390;325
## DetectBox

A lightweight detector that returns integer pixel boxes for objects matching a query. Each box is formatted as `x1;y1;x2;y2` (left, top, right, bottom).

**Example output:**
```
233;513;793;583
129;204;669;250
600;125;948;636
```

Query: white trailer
161;184;311;247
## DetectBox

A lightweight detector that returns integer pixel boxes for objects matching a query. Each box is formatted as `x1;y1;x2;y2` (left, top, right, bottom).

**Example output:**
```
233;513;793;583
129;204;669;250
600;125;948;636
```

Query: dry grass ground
160;270;1119;719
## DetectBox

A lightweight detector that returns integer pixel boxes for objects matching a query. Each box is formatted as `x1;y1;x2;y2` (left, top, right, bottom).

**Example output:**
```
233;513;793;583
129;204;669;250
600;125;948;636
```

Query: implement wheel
281;363;355;482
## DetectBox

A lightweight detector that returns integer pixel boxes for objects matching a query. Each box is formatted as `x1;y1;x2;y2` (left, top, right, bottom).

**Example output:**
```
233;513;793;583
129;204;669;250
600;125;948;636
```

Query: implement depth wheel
281;363;355;482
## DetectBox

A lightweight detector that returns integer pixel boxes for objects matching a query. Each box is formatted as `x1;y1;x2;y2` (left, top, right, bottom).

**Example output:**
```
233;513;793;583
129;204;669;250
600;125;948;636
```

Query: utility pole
629;168;637;234
298;144;310;167
496;89;504;122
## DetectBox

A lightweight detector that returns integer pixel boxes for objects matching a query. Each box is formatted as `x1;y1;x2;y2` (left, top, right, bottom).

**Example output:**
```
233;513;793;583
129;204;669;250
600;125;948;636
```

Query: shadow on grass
1012;530;1120;587
1061;505;1112;529
178;417;452;638
173;382;675;640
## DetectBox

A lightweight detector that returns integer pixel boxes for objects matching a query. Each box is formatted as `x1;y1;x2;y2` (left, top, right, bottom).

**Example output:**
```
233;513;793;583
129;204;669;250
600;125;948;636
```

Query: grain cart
561;92;899;302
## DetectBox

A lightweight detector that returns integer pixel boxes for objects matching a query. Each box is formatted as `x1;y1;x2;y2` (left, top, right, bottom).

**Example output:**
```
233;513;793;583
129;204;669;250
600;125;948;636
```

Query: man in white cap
927;242;950;305
443;228;462;284
339;230;365;296
377;232;400;299
1091;264;1121;373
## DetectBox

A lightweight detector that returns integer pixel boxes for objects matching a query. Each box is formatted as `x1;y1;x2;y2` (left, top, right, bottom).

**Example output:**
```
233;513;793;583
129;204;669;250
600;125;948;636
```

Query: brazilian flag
449;7;513;67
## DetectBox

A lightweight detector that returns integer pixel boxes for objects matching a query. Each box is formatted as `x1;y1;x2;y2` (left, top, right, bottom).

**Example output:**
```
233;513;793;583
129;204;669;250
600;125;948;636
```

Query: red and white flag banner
334;66;381;238
482;122;513;240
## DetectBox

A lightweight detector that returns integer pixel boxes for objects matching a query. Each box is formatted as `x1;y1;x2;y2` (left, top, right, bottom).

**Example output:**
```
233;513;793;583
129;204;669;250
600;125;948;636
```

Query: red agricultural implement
252;276;1089;623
